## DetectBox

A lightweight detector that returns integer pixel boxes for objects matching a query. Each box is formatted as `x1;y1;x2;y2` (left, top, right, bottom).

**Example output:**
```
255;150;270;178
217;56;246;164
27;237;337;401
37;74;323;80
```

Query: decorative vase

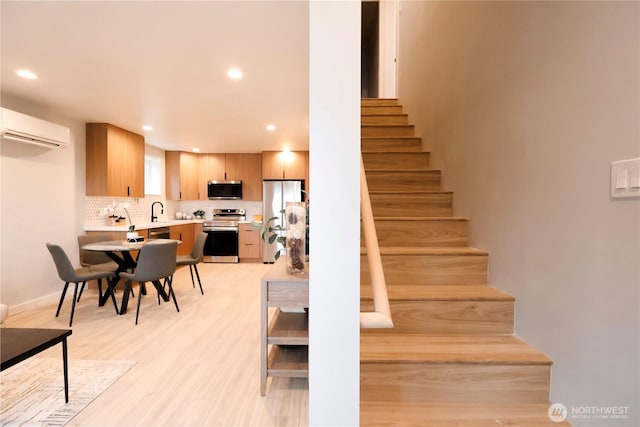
106;216;118;226
285;201;306;275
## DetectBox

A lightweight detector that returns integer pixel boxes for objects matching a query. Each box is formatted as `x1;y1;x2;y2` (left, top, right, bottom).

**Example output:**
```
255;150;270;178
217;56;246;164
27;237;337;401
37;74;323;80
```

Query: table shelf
261;259;309;396
267;345;308;377
268;309;308;345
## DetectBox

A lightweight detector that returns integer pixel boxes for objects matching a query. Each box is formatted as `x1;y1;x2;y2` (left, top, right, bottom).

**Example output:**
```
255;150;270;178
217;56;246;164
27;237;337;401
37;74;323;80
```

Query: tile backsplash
85;196;263;224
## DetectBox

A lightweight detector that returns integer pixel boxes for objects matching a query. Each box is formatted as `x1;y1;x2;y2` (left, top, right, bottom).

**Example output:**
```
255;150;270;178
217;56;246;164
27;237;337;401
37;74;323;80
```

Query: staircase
360;98;569;426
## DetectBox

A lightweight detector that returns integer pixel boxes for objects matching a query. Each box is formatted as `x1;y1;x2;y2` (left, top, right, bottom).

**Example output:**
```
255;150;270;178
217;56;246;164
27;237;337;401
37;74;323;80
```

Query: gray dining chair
176;232;207;295
46;242;119;326
119;241;178;325
76;234;119;303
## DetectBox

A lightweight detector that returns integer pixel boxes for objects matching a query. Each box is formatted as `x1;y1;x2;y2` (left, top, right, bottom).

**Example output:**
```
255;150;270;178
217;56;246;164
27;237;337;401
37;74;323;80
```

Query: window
144;155;162;196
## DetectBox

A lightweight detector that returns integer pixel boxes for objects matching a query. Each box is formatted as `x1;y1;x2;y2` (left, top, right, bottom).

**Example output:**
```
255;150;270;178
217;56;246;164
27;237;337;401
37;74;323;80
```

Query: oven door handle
205;227;239;232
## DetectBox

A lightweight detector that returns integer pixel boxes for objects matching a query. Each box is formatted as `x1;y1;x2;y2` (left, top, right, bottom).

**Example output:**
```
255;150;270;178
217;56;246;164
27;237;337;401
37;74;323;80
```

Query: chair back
190;232;207;261
46;243;79;282
131;241;178;282
78;234;113;266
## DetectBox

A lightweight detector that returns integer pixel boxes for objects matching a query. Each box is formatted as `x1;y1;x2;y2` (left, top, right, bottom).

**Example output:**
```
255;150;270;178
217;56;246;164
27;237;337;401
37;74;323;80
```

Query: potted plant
252;213;286;260
252;200;309;267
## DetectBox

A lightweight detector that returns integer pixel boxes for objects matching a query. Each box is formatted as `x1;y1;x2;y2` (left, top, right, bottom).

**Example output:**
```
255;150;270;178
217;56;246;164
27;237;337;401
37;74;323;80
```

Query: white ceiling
0;1;309;153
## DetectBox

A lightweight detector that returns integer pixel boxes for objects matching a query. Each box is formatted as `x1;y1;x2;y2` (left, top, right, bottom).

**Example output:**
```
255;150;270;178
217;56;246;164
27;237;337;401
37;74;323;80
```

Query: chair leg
56;282;70;317
188;265;195;288
107;278;120;315
69;282;81;327
193;264;204;295
76;282;86;302
167;275;180;312
135;281;144;325
97;278;104;304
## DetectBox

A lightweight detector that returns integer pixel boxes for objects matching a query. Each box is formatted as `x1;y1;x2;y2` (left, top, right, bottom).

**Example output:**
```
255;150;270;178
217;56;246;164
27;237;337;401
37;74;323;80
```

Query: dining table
81;238;180;315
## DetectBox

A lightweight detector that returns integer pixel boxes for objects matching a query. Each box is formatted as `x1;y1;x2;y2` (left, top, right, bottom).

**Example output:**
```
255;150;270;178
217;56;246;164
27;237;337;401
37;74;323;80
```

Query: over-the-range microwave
208;180;242;200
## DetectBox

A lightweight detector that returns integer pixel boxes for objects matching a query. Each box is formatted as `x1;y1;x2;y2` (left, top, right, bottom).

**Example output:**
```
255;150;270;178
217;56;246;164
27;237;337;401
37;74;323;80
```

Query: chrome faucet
151;201;164;222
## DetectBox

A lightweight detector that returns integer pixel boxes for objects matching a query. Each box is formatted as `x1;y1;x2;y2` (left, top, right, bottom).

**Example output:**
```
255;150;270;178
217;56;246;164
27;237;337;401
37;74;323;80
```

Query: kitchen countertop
84;219;204;232
84;218;260;232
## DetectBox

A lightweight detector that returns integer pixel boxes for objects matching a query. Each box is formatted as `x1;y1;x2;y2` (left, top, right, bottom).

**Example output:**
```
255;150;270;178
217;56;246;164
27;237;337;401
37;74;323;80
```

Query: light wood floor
2;262;308;426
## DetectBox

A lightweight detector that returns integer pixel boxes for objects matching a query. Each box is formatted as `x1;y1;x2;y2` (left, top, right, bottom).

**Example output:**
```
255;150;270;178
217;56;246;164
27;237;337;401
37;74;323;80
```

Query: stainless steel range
202;208;246;263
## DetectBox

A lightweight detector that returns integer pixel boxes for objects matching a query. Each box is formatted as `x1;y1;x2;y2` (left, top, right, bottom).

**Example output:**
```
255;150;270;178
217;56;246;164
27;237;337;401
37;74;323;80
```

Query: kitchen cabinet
169;223;194;256
262;151;308;181
166;151;199;200
86;123;145;197
197;154;225;200
239;223;262;261
194;153;262;201
260;258;309;396
226;153;262;201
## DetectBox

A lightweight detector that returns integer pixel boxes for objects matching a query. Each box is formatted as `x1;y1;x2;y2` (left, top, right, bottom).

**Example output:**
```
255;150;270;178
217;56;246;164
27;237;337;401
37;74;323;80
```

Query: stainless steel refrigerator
262;180;303;263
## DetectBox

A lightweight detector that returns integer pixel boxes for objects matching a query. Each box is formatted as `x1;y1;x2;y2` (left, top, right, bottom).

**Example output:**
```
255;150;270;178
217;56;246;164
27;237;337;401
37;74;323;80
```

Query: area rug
1;358;136;426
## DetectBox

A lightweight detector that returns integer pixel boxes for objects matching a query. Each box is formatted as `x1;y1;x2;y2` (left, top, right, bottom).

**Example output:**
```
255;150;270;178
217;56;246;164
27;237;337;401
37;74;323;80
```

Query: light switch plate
611;158;640;199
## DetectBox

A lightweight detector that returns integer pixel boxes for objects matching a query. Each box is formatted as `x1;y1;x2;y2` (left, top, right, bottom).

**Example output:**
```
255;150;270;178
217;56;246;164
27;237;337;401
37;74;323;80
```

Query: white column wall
309;1;361;425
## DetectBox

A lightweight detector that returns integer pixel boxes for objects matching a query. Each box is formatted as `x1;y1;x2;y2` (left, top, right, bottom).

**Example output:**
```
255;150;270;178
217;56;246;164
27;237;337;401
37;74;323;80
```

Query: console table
260;258;309;396
0;328;72;402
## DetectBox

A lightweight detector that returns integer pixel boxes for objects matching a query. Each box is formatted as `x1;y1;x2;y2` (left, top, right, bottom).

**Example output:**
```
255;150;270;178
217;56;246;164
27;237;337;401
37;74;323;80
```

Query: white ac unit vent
1;107;71;149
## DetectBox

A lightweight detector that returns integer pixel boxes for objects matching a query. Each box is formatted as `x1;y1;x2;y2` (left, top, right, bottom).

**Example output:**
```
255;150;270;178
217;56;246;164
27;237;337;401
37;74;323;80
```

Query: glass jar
285;201;306;274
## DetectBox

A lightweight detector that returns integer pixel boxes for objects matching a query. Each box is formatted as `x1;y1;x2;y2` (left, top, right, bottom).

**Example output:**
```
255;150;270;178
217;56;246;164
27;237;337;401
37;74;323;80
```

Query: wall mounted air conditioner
1;107;71;149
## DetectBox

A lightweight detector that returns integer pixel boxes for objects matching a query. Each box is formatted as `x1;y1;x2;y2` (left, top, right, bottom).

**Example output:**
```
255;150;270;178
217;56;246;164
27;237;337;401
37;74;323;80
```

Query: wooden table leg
62;337;69;403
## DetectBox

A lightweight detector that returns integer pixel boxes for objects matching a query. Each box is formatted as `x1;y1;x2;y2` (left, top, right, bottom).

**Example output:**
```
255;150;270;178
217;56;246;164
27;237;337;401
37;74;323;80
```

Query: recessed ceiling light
192;148;201;153
266;124;277;131
17;69;37;80
142;125;153;131
227;68;243;80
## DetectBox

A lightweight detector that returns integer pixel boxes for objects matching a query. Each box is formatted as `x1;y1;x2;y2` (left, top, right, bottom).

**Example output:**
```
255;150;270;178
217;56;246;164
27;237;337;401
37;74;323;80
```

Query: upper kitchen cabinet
86;123;145;197
262;151;308;181
225;153;262;201
166;151;199;200
168;152;263;201
197;154;226;200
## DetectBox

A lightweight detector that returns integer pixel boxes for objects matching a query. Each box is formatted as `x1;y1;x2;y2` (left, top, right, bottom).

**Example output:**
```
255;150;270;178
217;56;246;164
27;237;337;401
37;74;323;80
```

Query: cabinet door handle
127;186;130;196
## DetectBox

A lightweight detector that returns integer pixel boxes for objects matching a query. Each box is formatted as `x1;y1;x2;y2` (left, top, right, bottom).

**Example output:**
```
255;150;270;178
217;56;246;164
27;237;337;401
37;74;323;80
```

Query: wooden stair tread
361;284;514;301
373;216;468;222
363;151;430;155
369;189;452;194
361;402;571;426
361;98;398;105
362;246;488;256
365;168;437;172
361;334;552;365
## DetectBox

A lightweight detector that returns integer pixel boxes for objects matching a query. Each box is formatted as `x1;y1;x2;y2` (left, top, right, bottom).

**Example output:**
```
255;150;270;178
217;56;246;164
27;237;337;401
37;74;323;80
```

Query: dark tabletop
1;328;72;370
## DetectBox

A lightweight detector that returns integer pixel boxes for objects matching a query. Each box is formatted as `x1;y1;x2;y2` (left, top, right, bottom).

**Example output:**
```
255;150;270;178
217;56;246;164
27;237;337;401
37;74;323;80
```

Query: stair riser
362;115;409;125
360;402;572;427
362;125;415;138
370;193;453;217
362;138;422;152
362;99;398;106
361;254;488;286
368;219;468;247
363;152;431;171
360;364;550;403
360;300;514;335
361;105;403;114
367;171;441;192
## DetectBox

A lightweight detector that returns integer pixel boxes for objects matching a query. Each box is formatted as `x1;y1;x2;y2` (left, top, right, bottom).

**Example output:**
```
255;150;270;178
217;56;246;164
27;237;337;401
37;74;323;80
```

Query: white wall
309;1;361;425
397;2;639;426
1;95;86;311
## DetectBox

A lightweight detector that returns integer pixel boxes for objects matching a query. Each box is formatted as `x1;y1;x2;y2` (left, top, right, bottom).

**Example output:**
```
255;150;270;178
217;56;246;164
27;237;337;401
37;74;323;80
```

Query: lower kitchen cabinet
239;223;262;261
169;224;194;256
